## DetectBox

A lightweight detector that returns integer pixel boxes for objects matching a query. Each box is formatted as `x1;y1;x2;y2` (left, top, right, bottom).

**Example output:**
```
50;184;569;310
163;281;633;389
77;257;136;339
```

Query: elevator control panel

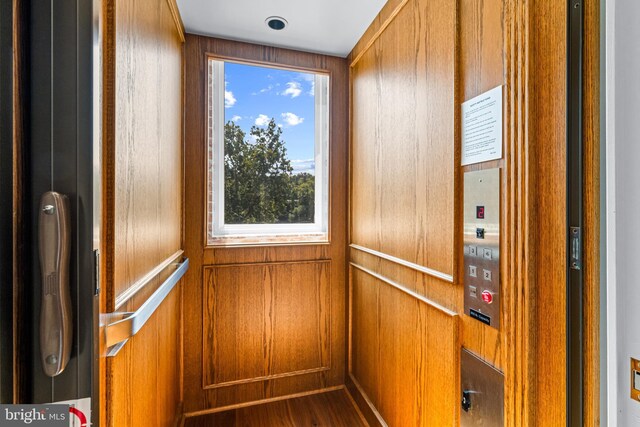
461;348;504;426
464;168;500;329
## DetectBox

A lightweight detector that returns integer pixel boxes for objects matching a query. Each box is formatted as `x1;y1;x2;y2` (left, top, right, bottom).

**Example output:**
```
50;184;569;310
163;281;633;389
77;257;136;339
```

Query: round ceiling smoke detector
265;16;288;31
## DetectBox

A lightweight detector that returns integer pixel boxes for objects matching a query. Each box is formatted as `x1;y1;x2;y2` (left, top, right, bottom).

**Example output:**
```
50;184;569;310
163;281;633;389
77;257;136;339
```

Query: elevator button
469;286;477;298
469;245;477;256
481;290;493;304
483;248;492;260
469;266;477;277
483;269;492;281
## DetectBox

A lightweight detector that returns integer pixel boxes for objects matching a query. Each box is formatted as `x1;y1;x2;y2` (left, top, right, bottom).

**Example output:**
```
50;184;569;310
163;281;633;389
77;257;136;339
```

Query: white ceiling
176;0;389;57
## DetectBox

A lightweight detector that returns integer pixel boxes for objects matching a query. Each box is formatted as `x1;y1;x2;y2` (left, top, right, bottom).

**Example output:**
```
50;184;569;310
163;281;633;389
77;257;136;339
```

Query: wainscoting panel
349;265;459;426
202;261;331;389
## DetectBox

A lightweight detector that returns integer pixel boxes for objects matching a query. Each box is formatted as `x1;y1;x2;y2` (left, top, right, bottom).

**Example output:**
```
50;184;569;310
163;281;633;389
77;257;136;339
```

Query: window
207;59;329;244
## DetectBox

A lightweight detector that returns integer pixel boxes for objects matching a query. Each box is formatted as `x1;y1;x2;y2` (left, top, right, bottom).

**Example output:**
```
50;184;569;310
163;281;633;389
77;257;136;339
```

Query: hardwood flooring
182;390;368;427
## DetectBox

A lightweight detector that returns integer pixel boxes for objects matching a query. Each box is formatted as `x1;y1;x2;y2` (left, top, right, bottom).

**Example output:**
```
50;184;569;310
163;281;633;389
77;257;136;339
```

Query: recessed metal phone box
463;168;500;329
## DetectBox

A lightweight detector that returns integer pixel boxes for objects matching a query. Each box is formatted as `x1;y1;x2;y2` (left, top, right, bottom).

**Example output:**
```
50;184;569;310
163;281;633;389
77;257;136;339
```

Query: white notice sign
461;85;503;165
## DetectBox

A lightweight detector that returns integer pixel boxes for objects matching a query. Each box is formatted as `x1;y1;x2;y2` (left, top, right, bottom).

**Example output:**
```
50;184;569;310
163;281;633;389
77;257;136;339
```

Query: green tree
223;118;313;225
288;173;315;223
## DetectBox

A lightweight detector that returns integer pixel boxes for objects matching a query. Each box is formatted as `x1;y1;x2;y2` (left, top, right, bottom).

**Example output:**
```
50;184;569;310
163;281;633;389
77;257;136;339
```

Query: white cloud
255;114;270;126
281;112;304;126
231;115;242;122
298;72;315;82
291;159;315;175
252;84;276;96
282;82;302;98
224;90;236;108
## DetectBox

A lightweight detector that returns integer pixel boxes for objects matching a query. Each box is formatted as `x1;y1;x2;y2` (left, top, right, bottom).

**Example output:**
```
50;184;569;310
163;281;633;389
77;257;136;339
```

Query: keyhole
462;390;472;412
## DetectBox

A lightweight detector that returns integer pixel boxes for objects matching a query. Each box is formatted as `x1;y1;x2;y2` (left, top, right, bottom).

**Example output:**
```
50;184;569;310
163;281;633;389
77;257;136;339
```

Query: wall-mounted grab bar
105;257;189;357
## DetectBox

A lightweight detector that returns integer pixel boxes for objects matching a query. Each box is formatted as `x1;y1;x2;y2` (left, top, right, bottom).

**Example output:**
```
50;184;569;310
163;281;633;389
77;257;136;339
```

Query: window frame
207;58;330;245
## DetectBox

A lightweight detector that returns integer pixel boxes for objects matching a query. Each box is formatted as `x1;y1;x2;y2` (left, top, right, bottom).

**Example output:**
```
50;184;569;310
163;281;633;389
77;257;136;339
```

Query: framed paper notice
461;85;503;166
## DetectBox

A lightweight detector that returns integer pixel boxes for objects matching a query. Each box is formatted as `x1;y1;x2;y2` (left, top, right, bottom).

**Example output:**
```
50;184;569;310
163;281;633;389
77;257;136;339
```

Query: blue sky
224;62;316;174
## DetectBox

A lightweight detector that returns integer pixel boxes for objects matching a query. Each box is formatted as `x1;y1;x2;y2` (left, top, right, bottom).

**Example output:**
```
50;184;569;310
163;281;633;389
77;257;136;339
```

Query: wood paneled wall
202;261;332;389
108;0;183;304
348;0;461;424
350;0;456;278
102;0;184;425
348;0;600;425
349;265;459;425
530;1;567;424
182;36;348;416
583;1;601;425
108;274;182;427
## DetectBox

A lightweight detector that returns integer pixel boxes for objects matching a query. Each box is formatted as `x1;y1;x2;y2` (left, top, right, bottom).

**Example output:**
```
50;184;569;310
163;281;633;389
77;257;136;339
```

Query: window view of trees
223;118;315;224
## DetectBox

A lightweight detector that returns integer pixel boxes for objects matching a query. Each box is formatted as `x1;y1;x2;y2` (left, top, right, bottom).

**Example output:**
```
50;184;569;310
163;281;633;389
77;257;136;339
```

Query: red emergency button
481;290;493;304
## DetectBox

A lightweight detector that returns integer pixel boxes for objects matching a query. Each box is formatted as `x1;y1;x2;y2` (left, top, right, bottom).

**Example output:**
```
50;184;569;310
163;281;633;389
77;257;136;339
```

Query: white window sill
207;232;329;247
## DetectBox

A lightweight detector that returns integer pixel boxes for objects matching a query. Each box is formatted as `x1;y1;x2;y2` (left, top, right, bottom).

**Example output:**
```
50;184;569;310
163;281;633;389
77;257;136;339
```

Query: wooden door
182;36;349;416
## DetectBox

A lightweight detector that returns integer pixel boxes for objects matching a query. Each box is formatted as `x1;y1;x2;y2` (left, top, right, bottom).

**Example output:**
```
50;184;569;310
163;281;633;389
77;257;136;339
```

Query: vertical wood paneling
350;267;379;405
350;267;459;425
502;0;536;424
460;0;504;98
157;286;183;425
202;262;331;389
112;0;182;300
583;1;601;425
531;2;567;425
109;287;181;427
348;0;460;424
102;0;184;425
350;0;456;277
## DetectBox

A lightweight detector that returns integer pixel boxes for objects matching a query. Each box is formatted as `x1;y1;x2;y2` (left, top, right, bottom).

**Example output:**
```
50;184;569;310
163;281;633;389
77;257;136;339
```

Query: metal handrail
105;257;189;357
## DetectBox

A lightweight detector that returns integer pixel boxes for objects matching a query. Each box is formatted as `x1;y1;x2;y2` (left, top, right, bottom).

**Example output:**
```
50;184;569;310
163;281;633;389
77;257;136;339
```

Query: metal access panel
461;348;504;426
464;168;500;329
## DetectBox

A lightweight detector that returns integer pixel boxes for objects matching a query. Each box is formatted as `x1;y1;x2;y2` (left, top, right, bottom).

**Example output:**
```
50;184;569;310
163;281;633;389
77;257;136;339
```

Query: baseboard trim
346;374;387;427
343;384;371;426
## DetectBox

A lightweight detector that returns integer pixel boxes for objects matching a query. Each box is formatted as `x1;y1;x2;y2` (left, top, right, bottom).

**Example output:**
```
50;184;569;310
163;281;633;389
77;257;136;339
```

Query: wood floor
182;390;368;427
